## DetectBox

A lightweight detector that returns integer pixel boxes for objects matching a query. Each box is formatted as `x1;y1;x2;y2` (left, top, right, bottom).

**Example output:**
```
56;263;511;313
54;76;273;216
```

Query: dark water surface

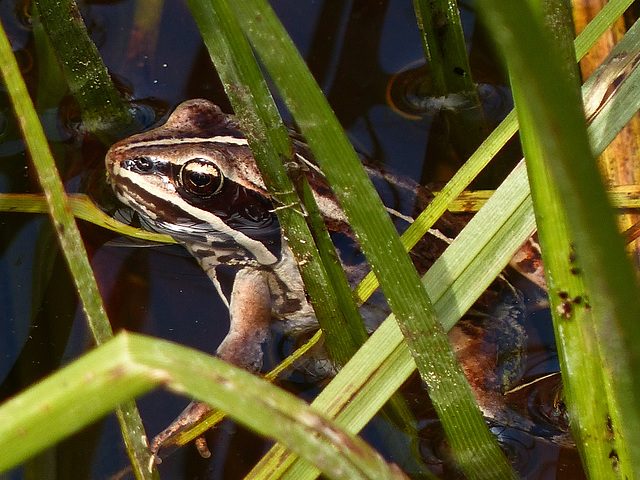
0;0;582;478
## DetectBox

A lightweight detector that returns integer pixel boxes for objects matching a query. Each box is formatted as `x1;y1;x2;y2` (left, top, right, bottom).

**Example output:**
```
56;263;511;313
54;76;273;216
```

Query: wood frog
105;99;564;458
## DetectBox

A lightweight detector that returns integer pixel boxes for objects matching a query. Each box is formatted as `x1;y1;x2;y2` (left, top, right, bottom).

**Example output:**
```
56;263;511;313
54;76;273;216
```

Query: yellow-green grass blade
511;7;614;477
0;332;408;480
0;193;176;243
514;4;640;478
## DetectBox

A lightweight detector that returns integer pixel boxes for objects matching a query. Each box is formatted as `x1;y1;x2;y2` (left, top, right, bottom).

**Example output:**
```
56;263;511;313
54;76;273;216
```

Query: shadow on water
0;0;582;478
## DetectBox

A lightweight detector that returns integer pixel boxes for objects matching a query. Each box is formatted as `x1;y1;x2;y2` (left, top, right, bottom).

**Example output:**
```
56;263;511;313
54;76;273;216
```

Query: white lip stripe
120;136;249;150
116;167;278;266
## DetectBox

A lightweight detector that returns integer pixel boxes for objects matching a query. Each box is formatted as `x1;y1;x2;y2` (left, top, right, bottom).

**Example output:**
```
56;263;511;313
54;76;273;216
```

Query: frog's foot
150;401;212;462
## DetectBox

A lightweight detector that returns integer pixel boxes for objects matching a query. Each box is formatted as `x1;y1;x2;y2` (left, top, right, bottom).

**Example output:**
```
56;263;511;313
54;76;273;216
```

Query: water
0;0;578;478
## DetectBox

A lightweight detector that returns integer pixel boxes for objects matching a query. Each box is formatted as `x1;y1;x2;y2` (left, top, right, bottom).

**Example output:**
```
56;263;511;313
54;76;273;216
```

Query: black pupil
181;159;223;197
188;171;211;187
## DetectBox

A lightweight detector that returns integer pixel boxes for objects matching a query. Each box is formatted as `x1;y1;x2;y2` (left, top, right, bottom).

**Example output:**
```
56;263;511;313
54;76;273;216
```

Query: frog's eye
179;158;224;197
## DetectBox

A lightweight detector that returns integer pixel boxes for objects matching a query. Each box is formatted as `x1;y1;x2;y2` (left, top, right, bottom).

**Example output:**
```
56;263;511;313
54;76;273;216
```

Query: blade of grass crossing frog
248;26;640;475
223;1;517;478
184;0;369;365
0;193;177;243
186;0;416;464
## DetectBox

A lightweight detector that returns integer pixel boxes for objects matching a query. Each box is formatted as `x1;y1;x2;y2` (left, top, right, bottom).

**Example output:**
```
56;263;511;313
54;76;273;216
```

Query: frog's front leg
217;267;272;370
150;266;272;459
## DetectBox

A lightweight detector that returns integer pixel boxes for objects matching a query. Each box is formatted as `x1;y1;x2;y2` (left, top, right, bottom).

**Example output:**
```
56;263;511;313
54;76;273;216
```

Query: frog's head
105;99;282;266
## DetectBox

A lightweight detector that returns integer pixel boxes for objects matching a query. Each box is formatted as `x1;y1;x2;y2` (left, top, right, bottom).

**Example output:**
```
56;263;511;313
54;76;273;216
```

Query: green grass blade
520;10;640;480
474;0;640;477
0;17;154;480
411;0;487;162
34;0;133;135
184;0;368;366
521;94;619;477
0;332;408;480
510;6;617;476
0;12;112;369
